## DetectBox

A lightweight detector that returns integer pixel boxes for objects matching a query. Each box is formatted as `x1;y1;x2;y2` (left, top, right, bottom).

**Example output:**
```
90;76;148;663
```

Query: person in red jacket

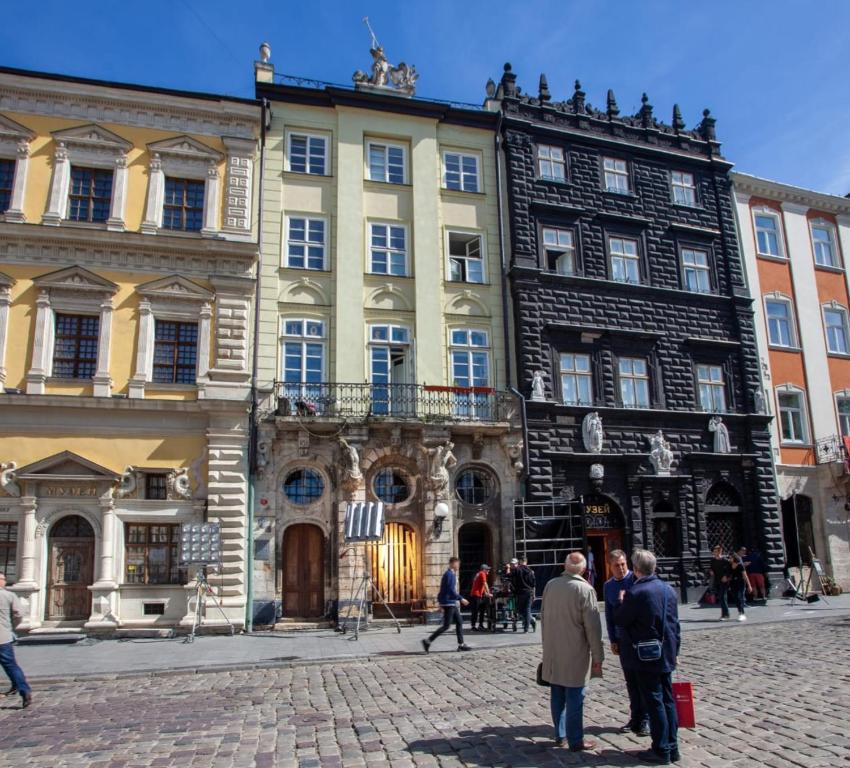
470;564;492;631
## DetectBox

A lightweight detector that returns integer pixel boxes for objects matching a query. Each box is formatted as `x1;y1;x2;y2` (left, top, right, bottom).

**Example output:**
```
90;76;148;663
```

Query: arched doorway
781;494;815;567
368;522;419;608
458;522;493;594
47;515;95;621
583;494;625;599
282;524;325;618
705;482;743;554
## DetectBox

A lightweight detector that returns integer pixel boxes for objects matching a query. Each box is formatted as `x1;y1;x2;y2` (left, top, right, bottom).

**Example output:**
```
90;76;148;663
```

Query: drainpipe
494;111;512;388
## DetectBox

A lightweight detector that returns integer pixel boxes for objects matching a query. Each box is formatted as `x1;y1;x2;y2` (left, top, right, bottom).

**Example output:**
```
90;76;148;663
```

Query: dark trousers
634;670;678;758
470;596;489;629
516;592;534;630
428;605;464;645
622;663;648;727
0;642;30;697
732;584;746;614
717;583;730;617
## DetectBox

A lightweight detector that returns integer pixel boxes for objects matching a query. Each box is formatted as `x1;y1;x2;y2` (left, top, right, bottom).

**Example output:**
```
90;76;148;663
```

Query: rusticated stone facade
495;66;783;595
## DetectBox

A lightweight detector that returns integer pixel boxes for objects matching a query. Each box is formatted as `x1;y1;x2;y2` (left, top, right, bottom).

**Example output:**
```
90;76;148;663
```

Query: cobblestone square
1;616;848;767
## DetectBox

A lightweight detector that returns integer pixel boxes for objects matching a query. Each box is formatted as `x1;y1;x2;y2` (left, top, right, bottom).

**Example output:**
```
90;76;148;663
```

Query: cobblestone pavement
1;616;848;768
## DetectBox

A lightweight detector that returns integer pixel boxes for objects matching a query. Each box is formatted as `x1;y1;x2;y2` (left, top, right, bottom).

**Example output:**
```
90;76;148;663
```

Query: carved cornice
731;172;850;216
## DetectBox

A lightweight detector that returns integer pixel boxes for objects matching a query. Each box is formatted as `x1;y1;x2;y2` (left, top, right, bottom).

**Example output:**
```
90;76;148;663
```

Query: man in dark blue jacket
422;557;471;653
603;549;648;736
615;549;681;765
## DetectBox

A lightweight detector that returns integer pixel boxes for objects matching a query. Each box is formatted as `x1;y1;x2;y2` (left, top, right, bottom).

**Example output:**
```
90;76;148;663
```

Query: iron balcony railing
815;434;848;465
273;382;516;423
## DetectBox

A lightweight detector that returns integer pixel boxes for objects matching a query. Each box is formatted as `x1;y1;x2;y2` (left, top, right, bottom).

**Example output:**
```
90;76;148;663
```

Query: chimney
255;41;273;83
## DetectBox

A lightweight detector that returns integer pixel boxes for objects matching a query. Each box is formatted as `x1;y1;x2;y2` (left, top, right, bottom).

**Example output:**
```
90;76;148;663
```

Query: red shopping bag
672;681;696;728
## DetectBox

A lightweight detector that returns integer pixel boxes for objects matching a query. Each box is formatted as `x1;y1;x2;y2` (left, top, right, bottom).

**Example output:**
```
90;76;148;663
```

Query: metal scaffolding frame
514;499;585;590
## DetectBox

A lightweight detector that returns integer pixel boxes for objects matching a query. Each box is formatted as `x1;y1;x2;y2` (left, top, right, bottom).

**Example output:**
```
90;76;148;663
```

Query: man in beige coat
541;551;603;750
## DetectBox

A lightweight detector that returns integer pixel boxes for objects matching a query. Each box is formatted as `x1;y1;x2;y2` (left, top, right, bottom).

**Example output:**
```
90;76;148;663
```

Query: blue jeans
622;664;648;728
549;684;585;746
0;642;30;697
634;670;677;758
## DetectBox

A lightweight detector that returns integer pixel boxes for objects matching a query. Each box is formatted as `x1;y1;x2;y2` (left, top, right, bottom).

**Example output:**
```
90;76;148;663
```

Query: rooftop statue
352;17;418;96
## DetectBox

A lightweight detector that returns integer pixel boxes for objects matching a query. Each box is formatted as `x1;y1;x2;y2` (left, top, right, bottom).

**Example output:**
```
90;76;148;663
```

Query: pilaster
43;142;70;225
140;154;164;234
129;298;153;398
25;290;52;394
106;155;128;231
4;140;31;223
92;296;114;397
0;275;13;392
201;162;220;237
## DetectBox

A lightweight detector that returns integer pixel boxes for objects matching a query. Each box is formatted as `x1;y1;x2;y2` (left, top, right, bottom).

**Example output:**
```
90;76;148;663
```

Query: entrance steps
273;619;334;632
17;628;87;645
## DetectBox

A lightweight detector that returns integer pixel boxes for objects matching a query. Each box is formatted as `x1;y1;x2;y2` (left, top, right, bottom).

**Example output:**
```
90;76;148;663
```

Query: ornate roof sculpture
352;17;418;97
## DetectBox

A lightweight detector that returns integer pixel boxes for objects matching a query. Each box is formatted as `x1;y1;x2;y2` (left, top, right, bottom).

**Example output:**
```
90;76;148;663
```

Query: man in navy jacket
615;549;681;765
422;557;471;653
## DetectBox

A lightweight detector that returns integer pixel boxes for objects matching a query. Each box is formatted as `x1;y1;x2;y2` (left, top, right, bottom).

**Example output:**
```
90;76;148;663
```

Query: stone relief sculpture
338;437;363;483
582;412;604;453
115;466;136;499
753;388;766;415
352;17;418;96
0;462;20;497
531;370;546;401
506;439;524;475
708;416;731;454
648;430;675;475
256;441;270;477
168;468;192;500
422;441;457;494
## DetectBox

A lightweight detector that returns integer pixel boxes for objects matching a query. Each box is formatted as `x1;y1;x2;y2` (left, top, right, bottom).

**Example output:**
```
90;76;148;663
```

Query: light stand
187;565;236;643
340;544;402;640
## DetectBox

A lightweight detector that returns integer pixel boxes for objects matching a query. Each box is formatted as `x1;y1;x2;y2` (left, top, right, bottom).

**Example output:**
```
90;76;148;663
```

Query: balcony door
369;324;414;416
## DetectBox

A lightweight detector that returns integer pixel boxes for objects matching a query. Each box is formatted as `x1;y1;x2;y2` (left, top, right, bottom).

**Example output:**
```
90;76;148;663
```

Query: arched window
373;467;411;505
455;468;494;505
283;468;324;505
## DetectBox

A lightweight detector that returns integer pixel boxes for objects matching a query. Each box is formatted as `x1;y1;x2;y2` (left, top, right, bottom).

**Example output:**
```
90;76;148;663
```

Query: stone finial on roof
538;74;551;103
639;92;653;128
606;89;619;119
259;42;271;63
485;78;496;99
672;104;685;133
572;80;586;114
501;62;517;98
699;109;717;142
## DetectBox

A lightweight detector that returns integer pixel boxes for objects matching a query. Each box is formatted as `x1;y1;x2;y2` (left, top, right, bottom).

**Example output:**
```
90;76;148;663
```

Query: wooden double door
282;524;325;618
47;515;95;621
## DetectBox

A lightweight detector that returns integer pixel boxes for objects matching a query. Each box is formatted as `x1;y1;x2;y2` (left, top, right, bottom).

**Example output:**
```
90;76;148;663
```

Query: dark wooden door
47;516;95;620
282;524;324;618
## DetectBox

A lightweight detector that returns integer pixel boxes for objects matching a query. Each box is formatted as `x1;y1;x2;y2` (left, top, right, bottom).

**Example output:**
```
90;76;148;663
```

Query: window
286;217;326;270
824;305;850;354
837;394;850;437
145;474;168;501
373;468;411;504
52;313;99;379
152;320;198;384
281;319;324;401
456;469;492;505
765;298;795;347
537;145;566;182
68;167;113;223
603;157;629;193
287;133;327;175
608;236;641;284
368;142;405;184
811;221;838;268
652;503;681;558
443;152;479;192
0;158;13;213
559;353;593;405
778;388;808;443
370;324;413;416
0;523;17;584
542;227;576;275
681;248;711;293
369;223;408;276
124;524;184;585
697;364;726;412
450;329;490;418
619;357;650;407
162;177;204;232
283;468;324;505
671;171;696;206
448;231;484;283
754;211;782;258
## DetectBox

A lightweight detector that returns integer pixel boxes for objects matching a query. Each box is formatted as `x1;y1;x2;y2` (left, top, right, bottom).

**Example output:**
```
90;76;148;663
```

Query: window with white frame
287;133;328;175
0;158;14;214
696;364;726;412
152;320;198;384
777;386;808;443
537;145;566;182
823;304;850;354
619;357;650;407
836;393;850;437
542;226;576;275
559;353;592;405
603;157;630;194
52;313;99;379
367;141;406;184
608;236;641;284
681;248;711;293
281;319;325;402
450;329;490;388
369;223;408;276
671;171;696;206
443;151;479;192
811;220;838;268
370;324;413;415
765;297;796;348
285;216;326;270
447;231;484;283
753;210;783;258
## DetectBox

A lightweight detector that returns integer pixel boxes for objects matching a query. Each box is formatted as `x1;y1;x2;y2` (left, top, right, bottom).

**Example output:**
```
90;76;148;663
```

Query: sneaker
457;644;472;651
738;614;747;622
554;738;566;748
636;749;670;764
421;639;430;654
719;616;730;622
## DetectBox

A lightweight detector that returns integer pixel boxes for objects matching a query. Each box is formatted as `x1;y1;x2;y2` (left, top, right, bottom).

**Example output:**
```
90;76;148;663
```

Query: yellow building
251;47;522;625
0;67;260;633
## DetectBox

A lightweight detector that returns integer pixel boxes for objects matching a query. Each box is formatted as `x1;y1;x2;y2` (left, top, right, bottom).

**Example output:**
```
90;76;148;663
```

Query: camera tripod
186;566;235;643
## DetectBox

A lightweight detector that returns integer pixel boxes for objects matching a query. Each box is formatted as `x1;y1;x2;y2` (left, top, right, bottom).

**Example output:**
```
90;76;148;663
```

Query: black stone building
494;65;783;596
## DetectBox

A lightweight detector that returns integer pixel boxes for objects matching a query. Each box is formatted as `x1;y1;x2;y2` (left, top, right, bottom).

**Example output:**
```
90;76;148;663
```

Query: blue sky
4;1;850;195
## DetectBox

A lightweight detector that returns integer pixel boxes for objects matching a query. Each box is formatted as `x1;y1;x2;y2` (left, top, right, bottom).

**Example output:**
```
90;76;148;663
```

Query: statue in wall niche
582;412;604;454
168;468;192;500
589;463;604;481
0;462;20;497
648;430;675;475
338;438;363;483
531;370;546;401
753;388;766;415
708;416;731;454
422;441;457;494
115;466;136;499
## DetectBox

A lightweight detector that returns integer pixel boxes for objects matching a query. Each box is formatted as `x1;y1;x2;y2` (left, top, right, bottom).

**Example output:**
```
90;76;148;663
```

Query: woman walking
709;546;732;621
728;550;752;621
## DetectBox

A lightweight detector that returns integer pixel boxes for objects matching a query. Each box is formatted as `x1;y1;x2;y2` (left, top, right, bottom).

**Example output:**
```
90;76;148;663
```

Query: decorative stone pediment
0;114;35;154
16;451;119;481
368;283;411;311
282;277;329;306
446;291;490;317
0;271;14;289
147;135;223;163
51;123;132;154
33;265;118;296
137;274;213;303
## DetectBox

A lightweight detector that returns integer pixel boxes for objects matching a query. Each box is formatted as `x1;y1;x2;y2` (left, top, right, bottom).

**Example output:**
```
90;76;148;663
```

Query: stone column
87;496;119;629
92;296;114;397
4;139;30;223
200;162;220;237
42;142;70;225
106;154;128;232
0;275;13;392
140;154;164;234
25;290;52;394
16;497;38;589
197;301;212;382
129;299;153;398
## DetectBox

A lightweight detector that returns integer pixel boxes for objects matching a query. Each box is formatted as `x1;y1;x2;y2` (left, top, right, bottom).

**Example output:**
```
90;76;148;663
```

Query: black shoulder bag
633;587;667;663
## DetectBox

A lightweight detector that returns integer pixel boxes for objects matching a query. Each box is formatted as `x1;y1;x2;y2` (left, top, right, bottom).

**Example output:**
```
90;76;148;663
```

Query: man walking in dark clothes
512;556;537;632
422;557;471;652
